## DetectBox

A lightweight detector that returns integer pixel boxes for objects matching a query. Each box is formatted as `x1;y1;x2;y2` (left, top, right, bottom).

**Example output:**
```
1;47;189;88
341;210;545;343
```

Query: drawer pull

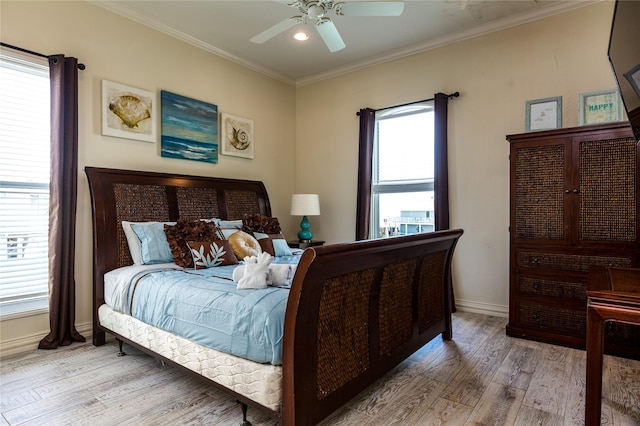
532;258;540;266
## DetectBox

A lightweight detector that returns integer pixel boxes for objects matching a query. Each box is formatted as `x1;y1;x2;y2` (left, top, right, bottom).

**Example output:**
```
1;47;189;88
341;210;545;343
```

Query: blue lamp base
297;215;313;242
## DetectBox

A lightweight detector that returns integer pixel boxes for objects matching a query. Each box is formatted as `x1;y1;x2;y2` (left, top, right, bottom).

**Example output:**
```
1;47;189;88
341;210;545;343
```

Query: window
371;102;434;239
0;49;50;318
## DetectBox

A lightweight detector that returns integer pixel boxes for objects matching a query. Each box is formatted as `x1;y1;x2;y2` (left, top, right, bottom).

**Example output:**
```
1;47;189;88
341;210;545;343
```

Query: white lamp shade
290;194;320;216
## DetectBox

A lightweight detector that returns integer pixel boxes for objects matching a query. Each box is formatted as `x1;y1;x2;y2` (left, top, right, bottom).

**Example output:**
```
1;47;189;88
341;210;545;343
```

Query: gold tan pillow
228;231;262;259
187;240;238;269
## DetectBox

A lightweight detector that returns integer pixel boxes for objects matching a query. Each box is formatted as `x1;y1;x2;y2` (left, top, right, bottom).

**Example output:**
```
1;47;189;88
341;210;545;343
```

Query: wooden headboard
85;167;271;344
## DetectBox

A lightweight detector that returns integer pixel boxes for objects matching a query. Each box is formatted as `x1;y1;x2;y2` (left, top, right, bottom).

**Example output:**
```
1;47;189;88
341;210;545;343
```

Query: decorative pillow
164;219;224;268
129;222;175;264
122;221;175;265
218;219;244;239
228;231;262;259
254;232;293;257
122;221;145;265
242;214;282;234
272;238;294;257
187;240;239;269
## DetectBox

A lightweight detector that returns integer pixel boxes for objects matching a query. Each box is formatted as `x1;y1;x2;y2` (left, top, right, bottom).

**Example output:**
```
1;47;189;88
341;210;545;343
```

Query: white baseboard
0;321;93;359
455;299;509;318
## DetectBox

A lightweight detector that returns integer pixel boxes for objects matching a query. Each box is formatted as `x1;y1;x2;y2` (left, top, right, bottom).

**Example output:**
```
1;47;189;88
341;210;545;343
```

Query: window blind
0;49;50;317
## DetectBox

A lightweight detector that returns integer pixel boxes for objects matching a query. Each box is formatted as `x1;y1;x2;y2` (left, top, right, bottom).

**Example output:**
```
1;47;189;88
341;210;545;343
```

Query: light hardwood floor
1;312;639;425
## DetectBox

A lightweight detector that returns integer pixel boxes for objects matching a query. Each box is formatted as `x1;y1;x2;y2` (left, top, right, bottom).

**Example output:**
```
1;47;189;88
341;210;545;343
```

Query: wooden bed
86;166;463;426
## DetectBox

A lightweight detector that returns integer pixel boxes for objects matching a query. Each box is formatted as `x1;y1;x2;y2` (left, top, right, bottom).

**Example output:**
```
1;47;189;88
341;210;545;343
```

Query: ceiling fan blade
336;1;404;17
316;19;346;52
250;17;301;44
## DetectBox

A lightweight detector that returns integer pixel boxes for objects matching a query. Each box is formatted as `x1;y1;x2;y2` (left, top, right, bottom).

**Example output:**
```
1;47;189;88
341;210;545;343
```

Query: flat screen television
608;0;640;142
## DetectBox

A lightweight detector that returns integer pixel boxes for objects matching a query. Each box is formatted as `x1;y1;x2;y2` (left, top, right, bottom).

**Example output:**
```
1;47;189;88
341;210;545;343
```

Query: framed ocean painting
160;90;218;163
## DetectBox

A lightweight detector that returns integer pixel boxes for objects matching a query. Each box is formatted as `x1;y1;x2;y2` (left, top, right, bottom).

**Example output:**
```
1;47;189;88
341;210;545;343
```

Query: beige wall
295;1;618;315
0;1;297;353
0;1;620;353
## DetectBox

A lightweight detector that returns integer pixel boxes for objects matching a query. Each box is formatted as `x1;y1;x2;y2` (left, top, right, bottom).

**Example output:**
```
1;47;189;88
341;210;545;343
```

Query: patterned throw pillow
187;240;238;269
164;219;225;268
241;214;282;234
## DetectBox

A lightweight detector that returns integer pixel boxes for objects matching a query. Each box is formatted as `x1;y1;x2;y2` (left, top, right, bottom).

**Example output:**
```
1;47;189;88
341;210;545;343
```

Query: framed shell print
221;113;254;159
101;80;156;143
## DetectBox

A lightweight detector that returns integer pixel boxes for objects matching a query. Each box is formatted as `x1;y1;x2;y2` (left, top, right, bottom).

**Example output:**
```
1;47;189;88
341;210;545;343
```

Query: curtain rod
1;42;86;70
357;92;459;115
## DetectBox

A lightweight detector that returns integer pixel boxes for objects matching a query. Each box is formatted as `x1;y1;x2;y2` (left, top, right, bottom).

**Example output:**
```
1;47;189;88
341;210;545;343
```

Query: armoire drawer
515;302;586;338
517;250;632;272
517;275;586;301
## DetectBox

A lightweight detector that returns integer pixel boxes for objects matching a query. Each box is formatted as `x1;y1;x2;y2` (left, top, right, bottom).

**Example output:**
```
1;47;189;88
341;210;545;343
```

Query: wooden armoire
507;122;640;359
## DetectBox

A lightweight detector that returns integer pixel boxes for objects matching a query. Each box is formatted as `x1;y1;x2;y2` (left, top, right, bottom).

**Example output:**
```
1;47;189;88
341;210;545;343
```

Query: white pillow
122;221;145;265
121;221;175;265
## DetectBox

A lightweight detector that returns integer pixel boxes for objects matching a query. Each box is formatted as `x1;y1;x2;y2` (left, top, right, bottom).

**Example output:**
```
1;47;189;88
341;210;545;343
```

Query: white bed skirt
98;304;283;412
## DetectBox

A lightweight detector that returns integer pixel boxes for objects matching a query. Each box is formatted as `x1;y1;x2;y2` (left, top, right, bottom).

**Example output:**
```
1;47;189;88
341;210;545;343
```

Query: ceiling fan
250;1;405;53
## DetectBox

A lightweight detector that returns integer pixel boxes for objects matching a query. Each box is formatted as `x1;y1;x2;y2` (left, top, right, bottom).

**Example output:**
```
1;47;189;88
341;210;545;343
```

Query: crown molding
88;0;297;87
88;0;601;88
296;0;601;86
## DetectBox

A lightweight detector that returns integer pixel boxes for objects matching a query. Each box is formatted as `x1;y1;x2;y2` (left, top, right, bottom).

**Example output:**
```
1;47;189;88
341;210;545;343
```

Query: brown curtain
433;93;455;311
433;92;450;231
38;55;85;349
355;108;376;240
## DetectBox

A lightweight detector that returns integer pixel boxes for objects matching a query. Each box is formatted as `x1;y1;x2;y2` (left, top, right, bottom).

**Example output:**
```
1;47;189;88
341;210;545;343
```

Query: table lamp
290;194;320;242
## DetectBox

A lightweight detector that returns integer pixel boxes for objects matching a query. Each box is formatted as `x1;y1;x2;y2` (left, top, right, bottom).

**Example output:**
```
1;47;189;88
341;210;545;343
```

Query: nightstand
287;240;325;249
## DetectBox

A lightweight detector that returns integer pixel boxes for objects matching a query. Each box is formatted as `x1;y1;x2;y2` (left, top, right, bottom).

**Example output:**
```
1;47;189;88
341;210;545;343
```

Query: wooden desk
585;266;640;426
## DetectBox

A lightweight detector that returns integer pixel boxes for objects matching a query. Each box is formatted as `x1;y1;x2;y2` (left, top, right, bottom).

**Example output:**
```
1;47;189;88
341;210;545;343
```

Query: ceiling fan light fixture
251;0;405;52
294;31;309;41
307;4;325;20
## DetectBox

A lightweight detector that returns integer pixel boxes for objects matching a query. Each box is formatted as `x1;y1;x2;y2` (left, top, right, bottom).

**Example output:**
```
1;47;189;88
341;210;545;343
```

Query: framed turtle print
221;113;254;159
101;80;156;143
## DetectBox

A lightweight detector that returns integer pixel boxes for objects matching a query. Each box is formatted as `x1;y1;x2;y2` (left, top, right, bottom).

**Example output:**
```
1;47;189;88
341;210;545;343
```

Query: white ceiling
92;0;597;86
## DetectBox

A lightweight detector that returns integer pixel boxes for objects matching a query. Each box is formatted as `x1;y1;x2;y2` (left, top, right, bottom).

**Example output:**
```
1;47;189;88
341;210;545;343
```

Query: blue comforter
126;264;292;365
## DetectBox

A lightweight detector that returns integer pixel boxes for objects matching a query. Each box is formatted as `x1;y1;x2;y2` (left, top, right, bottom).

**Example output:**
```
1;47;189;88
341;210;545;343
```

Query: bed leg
116;338;126;357
238;401;252;426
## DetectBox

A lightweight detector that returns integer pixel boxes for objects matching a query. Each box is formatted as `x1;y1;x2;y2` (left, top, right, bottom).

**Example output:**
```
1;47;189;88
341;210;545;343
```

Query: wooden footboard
283;229;463;425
